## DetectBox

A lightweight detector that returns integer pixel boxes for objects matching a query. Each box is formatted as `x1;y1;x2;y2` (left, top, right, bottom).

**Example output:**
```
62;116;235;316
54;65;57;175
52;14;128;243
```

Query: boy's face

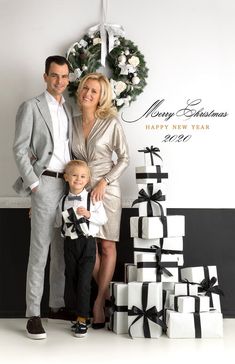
64;165;90;195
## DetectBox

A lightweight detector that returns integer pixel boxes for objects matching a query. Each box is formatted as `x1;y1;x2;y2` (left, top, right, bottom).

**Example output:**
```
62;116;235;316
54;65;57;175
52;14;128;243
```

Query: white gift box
163;282;198;308
62;208;89;239
133;237;184;266
136;166;168;184
109;282;128;334
124;263;137;283
130;215;185;239
136;253;179;283
128;282;164;338
138;146;163;166
180;266;221;312
169;294;210;313
133;184;167;217
166;309;223;338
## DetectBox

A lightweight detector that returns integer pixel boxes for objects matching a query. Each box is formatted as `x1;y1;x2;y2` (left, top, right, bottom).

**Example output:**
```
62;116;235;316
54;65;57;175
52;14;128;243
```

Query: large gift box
180;266;223;312
138;146;163;166
136;165;168;184
132;184;167;217
168;294;210;313
128;282;165;338
136;253;179;282
109;282;128;334
124;263;137;283
133;237;184;266
166;309;223;338
130;215;185;239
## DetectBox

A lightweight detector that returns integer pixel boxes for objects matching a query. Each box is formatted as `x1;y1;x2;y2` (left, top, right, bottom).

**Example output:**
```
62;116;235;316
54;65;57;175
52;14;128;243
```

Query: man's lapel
35;93;53;137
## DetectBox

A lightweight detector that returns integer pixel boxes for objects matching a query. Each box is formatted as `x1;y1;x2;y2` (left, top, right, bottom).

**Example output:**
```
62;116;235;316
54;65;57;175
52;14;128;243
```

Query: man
13;55;73;339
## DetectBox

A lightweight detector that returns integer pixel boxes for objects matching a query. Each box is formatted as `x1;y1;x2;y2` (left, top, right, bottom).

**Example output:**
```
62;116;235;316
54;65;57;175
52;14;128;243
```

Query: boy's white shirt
55;188;108;237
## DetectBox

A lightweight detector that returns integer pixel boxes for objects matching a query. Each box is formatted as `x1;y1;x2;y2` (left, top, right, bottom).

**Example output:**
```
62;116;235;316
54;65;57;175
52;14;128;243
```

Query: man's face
44;62;69;100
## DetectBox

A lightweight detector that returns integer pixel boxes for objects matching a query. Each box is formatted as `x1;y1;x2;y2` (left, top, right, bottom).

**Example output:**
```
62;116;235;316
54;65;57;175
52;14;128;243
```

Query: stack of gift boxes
108;146;223;339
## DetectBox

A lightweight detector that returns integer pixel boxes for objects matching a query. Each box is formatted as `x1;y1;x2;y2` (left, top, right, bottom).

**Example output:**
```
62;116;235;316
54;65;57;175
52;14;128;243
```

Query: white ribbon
88;23;125;66
88;0;124;66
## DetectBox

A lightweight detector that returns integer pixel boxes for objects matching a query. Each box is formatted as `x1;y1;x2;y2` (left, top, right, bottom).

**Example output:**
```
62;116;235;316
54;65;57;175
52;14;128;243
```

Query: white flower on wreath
78;39;88;48
93;37;102;45
69;67;83;82
118;63;136;75
116;95;131;107
128;56;140;68
110;79;127;98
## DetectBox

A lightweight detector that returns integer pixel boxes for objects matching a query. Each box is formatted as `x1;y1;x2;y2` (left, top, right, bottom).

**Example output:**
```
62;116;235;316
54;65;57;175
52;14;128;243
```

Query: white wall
1;0;234;207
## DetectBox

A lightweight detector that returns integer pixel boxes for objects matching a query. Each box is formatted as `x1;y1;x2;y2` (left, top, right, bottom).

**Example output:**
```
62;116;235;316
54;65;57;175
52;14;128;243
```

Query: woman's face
79;79;101;111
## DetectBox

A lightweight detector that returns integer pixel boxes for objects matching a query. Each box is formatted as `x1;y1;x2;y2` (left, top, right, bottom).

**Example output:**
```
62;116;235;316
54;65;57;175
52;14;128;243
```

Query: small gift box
168;294;210;313
163;282;198;308
130;215;185;239
124;263;137;283
109;282;128;334
136;253;179;283
132;184;167;217
128;282;165;338
180;266;223;312
136;165;168;184
138;146;163;166
62;208;89;239
133;237;184;266
166;309;223;338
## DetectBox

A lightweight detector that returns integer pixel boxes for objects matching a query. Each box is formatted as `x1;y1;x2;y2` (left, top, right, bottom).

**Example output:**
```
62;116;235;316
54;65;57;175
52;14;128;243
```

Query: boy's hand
76;207;90;219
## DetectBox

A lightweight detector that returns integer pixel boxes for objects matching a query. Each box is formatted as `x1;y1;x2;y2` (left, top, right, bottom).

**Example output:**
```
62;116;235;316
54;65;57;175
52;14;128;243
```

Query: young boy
55;160;107;338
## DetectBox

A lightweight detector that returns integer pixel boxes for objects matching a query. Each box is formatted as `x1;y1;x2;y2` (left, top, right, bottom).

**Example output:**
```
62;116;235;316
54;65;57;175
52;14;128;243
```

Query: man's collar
45;90;65;105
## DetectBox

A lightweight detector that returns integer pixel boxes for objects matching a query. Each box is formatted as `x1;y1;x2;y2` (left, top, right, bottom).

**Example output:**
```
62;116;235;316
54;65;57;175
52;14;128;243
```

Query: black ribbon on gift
136;166;168;183
137;245;177;282
65;208;87;237
193;312;202;338
132;185;165;217
138;146;163;165
134;247;182;255
128;282;167;338
174;295;201;313
137;216;168;239
180;278;199;296
199;276;224;307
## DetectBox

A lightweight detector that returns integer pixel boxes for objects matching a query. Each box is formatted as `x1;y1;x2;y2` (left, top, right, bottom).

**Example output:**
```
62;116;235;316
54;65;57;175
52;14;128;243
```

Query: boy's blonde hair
64;160;91;179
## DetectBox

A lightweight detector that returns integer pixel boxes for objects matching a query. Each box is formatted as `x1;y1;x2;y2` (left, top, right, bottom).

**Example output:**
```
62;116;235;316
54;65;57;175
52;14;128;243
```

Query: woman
72;72;129;328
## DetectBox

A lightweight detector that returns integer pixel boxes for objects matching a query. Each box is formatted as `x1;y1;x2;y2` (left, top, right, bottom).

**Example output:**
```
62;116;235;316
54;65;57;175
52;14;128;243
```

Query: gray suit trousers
26;175;66;317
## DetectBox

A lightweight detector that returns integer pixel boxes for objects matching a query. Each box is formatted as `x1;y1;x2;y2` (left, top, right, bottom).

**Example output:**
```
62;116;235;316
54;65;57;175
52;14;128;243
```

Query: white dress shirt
55;189;108;238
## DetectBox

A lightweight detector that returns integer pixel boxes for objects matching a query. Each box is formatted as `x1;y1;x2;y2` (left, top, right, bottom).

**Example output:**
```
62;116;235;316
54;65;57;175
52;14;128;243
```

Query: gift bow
87;23;124;66
199;276;224;297
138;146;163;165
150;245;173;278
66;208;88;237
132;186;165;217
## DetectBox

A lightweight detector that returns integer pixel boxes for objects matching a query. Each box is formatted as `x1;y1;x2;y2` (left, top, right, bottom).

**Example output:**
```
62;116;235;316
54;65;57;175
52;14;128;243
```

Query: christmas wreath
66;29;148;109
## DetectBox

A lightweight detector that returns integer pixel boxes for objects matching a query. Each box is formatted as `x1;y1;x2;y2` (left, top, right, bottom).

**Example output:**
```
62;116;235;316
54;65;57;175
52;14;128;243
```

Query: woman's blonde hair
76;73;117;119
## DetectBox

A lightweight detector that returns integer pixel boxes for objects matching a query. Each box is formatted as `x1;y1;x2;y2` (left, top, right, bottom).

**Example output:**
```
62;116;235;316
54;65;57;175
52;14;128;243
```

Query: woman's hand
91;178;108;203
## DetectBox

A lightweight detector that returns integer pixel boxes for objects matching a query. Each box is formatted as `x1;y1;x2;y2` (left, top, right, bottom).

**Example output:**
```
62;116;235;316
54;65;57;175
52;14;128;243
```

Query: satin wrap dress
72;115;129;241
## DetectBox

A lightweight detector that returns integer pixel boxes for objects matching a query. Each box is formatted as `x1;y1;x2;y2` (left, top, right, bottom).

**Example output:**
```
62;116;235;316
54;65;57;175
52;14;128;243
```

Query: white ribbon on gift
87;0;125;66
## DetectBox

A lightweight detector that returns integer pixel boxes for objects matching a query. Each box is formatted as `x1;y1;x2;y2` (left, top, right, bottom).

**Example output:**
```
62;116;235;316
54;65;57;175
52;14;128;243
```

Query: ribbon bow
138;146;162;165
199;276;224;297
66;208;88;237
150;245;173;278
88;13;124;67
132;186;165;217
128;283;167;338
